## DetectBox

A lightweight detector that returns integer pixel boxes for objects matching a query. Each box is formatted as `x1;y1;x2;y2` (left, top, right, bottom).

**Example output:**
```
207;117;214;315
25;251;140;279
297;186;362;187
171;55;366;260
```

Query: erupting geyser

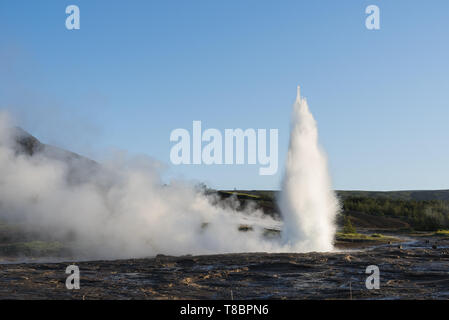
279;86;339;252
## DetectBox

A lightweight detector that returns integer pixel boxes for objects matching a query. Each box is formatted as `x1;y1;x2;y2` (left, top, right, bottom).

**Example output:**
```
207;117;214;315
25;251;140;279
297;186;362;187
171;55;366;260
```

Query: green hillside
219;189;449;201
217;189;449;231
337;190;449;201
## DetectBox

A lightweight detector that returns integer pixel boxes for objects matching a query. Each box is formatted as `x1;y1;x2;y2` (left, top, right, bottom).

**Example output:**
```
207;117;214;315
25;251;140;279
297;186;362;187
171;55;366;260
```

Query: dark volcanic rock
1;238;449;300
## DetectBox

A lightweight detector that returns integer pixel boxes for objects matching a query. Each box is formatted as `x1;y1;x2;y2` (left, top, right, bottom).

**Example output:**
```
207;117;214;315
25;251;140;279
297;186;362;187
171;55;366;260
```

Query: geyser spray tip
296;85;301;100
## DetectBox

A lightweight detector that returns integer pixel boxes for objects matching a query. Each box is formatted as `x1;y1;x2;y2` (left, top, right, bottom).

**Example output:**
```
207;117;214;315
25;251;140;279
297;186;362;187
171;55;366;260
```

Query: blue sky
1;1;448;191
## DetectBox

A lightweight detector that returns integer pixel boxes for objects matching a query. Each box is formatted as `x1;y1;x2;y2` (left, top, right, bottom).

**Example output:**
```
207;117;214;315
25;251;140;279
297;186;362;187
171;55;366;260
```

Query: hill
337;190;449;201
12;127;99;184
218;189;449;202
217;189;449;231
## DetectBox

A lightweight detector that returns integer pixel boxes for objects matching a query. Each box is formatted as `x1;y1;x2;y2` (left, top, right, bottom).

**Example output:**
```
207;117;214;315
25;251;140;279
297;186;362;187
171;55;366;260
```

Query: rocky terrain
0;237;448;300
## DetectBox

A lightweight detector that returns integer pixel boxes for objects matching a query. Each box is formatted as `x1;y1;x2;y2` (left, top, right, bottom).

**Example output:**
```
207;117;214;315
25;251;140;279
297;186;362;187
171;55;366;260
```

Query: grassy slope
221;189;449;201
218;189;449;231
337;190;449;201
335;232;398;243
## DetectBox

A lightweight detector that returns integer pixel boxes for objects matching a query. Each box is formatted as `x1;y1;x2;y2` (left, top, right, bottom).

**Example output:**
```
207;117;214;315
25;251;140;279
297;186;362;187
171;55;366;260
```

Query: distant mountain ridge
12;127;99;184
13;127;94;163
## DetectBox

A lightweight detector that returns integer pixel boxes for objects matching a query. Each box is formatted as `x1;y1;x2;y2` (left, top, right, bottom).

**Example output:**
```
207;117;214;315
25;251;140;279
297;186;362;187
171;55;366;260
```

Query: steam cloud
0;112;281;259
279;86;339;251
0;87;338;260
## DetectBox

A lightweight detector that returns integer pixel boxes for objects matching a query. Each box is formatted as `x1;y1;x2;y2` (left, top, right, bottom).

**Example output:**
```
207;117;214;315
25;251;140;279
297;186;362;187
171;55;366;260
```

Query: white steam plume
0;112;282;259
279;86;339;252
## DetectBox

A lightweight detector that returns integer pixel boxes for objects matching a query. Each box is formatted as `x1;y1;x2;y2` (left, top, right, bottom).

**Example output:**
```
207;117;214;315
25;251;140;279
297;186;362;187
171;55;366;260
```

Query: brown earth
0;237;448;300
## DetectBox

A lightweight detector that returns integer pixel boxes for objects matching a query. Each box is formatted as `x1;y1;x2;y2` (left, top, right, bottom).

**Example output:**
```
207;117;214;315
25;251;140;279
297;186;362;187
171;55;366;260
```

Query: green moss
336;232;397;242
0;241;65;256
371;233;383;238
223;191;260;199
434;230;449;237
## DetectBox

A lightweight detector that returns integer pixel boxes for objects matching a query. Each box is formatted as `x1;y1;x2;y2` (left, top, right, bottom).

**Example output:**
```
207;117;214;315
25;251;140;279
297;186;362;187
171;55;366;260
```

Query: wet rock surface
0;238;448;300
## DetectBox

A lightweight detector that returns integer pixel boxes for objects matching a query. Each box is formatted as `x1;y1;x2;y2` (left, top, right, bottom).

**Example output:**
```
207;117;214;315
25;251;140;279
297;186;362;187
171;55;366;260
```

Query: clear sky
1;1;448;191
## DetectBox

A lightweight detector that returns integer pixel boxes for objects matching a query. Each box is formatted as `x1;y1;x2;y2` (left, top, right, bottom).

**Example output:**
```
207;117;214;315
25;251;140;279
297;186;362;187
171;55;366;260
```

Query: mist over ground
0;112;283;259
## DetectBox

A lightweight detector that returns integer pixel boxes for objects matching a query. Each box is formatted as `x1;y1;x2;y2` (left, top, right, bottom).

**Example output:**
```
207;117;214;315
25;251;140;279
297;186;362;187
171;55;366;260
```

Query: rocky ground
0;237;448;300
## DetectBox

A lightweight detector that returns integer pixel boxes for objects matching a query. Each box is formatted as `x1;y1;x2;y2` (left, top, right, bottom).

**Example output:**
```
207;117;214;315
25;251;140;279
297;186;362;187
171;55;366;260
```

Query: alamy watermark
65;265;80;289
365;265;380;289
66;5;80;30
63;5;379;31
169;121;278;175
365;5;380;30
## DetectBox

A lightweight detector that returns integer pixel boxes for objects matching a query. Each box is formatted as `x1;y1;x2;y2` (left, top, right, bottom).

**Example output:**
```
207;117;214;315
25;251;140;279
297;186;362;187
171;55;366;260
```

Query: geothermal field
1;1;448;312
1;89;448;300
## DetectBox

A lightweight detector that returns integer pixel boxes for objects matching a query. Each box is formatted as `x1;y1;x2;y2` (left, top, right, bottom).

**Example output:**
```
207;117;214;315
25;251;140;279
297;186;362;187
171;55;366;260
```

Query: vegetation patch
342;197;449;231
434;230;449;237
336;232;399;243
221;191;261;199
0;241;66;257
